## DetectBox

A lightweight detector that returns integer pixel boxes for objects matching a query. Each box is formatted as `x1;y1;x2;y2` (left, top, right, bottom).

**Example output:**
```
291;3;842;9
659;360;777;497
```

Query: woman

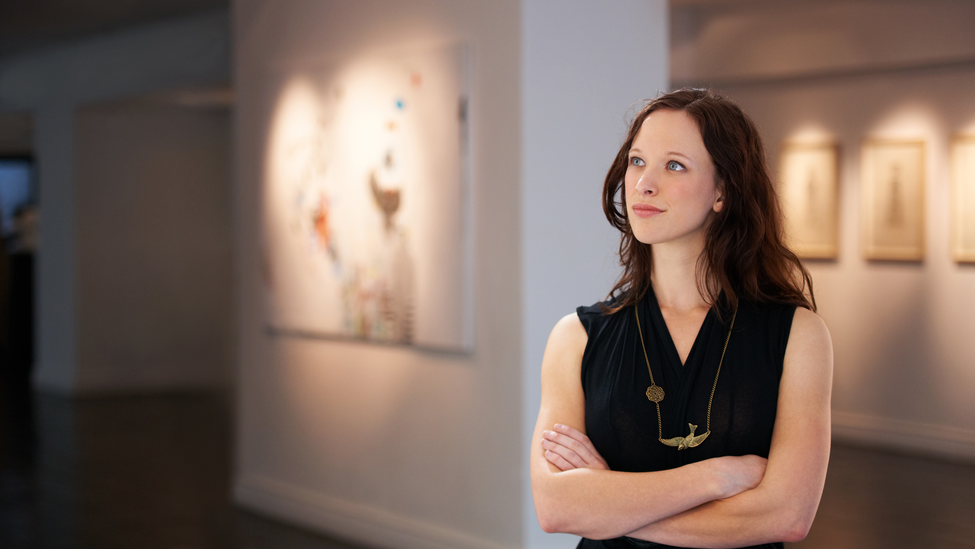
530;88;833;549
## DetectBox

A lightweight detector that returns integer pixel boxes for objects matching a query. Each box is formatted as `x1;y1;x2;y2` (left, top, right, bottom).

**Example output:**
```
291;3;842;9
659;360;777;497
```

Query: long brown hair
603;88;815;315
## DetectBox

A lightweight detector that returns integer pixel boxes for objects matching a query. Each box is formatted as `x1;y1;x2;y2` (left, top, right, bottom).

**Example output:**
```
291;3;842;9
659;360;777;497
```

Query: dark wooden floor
0;387;371;549
1;386;973;548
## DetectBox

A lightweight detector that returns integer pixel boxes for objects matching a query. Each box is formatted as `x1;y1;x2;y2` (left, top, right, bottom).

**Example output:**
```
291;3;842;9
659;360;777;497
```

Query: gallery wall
233;2;525;548
75;102;233;393
0;10;231;392
672;0;975;460
233;1;668;548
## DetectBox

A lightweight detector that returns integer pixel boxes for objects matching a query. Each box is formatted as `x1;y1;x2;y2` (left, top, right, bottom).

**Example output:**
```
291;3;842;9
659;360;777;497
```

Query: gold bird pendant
660;423;710;451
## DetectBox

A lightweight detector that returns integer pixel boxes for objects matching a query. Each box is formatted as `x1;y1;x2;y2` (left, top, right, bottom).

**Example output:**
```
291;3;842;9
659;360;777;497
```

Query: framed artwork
951;135;975;263
777;142;840;259
860;139;925;261
261;44;473;352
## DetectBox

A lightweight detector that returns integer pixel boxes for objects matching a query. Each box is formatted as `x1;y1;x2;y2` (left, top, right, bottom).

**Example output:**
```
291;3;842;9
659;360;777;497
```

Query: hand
541;423;609;471
710;454;767;498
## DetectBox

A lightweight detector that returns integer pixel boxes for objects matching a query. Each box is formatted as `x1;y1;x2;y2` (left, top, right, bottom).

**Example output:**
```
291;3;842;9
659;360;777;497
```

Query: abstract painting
861;139;925;261
262;45;472;351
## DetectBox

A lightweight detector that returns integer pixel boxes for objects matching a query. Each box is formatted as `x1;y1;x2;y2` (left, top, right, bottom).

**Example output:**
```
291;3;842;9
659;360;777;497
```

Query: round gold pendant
646;385;665;403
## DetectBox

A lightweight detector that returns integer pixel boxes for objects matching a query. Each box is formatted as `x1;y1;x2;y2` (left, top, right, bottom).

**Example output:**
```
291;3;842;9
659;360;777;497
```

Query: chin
630;230;665;246
631;225;707;248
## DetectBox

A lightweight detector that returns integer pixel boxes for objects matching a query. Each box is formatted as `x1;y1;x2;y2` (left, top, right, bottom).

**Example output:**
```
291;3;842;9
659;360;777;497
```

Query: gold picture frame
951;135;975;263
777;142;840;259
861;139;925;261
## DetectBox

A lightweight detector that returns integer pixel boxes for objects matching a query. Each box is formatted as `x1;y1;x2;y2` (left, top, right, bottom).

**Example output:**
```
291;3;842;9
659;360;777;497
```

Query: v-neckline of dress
642;284;715;379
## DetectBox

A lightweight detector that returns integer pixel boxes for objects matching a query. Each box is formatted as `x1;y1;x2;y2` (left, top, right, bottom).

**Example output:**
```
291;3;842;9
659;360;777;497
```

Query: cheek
672;183;708;204
623;173;641;206
676;182;720;218
623;169;638;194
690;176;720;205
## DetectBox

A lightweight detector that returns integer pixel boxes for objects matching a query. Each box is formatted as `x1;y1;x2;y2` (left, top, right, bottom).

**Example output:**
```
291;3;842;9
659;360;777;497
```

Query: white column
520;1;669;546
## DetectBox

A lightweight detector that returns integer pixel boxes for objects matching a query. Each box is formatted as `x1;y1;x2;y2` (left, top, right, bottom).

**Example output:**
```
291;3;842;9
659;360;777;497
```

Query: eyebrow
666;151;693;161
628;148;695;163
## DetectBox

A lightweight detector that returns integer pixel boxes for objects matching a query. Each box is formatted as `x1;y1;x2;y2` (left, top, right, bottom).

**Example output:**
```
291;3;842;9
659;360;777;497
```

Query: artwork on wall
951;135;975;263
261;45;473;351
777;142;840;259
860;139;925;261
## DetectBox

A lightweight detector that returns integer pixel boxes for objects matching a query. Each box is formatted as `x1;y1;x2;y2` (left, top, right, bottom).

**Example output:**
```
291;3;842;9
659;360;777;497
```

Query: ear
712;184;725;213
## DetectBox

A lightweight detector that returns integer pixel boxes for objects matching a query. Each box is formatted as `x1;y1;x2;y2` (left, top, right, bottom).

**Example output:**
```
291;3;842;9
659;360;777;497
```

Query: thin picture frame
860;139;925;261
951;135;975;263
777;141;840;259
261;44;475;352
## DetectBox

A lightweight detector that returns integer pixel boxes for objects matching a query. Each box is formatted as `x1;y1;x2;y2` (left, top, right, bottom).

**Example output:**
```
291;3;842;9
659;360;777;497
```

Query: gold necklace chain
634;304;737;450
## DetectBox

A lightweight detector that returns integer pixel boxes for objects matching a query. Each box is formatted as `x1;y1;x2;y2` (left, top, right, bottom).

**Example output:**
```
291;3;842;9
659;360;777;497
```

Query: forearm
626;481;818;547
532;459;730;539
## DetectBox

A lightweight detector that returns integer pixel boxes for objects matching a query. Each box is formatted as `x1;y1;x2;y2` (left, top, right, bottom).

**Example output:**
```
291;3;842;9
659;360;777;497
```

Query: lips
631;203;664;218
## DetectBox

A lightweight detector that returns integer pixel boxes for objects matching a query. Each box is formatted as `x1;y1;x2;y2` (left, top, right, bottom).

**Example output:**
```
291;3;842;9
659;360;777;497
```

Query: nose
634;170;656;195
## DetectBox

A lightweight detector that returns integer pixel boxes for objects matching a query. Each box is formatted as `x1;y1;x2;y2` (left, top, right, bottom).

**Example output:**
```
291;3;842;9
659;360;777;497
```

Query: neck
650;237;710;313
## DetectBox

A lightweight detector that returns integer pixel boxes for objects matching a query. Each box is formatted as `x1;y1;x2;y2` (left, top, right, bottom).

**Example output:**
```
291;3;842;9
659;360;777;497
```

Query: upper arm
767;307;833;478
758;306;834;538
530;313;589;479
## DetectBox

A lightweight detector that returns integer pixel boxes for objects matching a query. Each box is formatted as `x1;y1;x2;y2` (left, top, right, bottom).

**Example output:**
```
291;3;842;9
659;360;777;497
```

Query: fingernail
554;424;563;430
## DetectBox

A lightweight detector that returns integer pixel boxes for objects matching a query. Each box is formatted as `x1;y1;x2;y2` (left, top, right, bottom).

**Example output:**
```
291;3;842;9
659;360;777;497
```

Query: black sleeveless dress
575;285;796;549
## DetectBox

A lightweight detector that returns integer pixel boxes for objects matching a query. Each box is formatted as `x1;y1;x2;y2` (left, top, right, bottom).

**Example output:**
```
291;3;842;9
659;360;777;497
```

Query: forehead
633;109;707;155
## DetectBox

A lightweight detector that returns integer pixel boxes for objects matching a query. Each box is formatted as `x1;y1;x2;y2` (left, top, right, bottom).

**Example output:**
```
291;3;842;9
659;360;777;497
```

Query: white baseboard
832;411;975;463
235;474;513;549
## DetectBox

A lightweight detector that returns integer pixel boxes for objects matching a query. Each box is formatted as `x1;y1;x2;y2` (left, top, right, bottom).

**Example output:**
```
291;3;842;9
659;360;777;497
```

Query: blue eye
630;157;645;167
668;160;686;171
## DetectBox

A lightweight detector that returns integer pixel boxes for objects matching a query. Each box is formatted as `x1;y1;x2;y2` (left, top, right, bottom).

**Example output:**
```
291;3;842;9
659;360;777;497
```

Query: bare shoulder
789;307;832;351
541;313;588;373
783;307;833;381
550;312;588;348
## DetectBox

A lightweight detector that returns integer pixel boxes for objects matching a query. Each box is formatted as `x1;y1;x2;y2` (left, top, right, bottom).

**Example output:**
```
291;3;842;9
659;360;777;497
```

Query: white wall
74;102;233;393
233;2;524;548
233;1;669;548
521;1;668;547
0;10;231;393
672;0;975;460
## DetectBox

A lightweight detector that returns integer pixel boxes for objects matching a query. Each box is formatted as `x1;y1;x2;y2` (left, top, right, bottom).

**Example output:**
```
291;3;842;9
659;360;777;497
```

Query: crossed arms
529;308;833;548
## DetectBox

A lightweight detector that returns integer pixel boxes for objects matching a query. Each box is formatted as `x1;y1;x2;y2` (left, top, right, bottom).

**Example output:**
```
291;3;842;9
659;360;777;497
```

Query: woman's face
624;109;723;248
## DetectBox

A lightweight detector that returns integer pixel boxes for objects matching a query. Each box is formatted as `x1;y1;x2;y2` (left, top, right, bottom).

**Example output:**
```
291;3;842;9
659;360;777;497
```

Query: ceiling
1;0;738;60
0;0;227;59
2;0;899;61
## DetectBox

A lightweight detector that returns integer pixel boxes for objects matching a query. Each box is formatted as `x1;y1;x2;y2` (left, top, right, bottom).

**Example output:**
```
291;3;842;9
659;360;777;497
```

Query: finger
544;449;577;472
542;430;589;467
543;433;606;470
544;431;598;467
541;437;587;469
549;425;604;467
553;425;608;469
554;423;587;439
